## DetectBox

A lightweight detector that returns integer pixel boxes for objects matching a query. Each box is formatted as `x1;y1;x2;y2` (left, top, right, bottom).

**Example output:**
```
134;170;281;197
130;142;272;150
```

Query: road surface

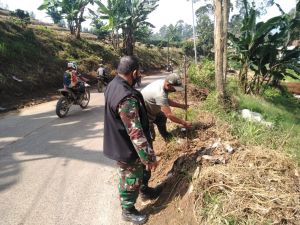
0;73;168;225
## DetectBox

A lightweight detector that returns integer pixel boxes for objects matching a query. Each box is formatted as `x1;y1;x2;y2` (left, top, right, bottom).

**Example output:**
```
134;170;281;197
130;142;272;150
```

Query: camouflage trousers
117;160;151;209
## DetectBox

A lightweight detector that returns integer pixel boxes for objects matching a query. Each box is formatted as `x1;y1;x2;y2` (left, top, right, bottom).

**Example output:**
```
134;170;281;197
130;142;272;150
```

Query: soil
134;87;299;224
136;111;224;225
1;89;60;112
283;82;300;94
0;74;99;113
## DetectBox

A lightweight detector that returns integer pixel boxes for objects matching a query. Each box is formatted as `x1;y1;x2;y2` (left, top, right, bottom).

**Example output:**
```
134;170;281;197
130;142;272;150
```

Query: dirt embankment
284;82;300;94
140;91;300;225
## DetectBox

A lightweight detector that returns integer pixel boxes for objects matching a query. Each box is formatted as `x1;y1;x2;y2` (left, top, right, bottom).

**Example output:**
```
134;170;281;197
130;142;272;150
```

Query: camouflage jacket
118;96;156;165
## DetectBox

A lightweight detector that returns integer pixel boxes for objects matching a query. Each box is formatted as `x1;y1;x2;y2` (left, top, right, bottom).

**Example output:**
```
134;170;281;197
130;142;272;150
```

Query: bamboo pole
184;55;189;149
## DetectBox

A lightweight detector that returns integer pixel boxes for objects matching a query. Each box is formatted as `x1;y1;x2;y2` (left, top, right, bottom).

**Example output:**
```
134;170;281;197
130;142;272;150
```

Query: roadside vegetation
193;66;300;163
146;57;299;224
0;8;181;109
147;1;300;224
0;0;299;224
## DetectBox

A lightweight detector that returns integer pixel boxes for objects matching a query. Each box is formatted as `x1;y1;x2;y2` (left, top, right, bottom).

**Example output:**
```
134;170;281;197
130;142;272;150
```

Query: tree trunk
111;30;117;49
167;36;170;66
116;30;119;50
76;9;84;39
124;27;134;56
223;0;229;83
68;20;75;35
214;0;224;100
76;22;81;39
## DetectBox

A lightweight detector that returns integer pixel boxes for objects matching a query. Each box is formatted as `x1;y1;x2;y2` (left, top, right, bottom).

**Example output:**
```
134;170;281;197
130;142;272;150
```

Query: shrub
188;58;215;90
10;9;30;27
262;85;281;98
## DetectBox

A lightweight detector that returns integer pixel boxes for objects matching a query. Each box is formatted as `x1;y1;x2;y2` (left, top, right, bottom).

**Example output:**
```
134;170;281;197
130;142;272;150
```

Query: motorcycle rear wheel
56;97;70;118
80;89;90;109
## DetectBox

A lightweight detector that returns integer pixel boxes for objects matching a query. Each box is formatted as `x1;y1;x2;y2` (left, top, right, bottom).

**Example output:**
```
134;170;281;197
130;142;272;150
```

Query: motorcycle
56;75;90;118
166;64;173;73
96;75;112;92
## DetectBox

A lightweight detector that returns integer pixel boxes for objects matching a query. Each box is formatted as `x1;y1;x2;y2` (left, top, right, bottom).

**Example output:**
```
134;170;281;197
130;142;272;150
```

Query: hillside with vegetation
0;7;182;110
0;0;300;224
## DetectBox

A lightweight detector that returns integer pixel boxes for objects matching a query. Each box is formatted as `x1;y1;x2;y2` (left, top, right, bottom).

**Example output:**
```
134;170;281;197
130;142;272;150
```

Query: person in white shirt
97;63;106;76
141;74;192;141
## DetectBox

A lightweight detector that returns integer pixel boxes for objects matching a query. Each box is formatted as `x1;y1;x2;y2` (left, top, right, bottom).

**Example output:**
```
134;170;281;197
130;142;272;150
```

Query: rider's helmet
67;62;77;70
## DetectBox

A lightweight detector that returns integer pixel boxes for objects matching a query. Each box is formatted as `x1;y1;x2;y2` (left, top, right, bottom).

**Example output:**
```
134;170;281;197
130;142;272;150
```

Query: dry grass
193;147;300;225
148;90;300;225
146;92;300;225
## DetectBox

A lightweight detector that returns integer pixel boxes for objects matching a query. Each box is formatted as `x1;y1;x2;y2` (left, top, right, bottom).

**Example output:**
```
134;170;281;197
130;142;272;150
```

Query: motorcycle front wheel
97;80;104;93
56;96;70;118
79;89;90;109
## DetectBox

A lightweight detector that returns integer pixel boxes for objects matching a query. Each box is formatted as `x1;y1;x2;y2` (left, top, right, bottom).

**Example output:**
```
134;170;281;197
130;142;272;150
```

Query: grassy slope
0;18;119;98
236;93;300;162
201;79;300;164
0;16;181;109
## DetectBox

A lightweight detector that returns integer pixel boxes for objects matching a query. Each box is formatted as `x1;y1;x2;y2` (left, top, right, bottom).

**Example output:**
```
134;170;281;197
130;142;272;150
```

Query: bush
188;58;215;90
262;85;281;98
10;9;30;27
35;25;53;35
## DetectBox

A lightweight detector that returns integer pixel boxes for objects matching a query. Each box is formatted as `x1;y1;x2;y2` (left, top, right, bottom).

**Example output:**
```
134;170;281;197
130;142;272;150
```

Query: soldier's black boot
162;132;173;142
140;185;163;201
122;207;148;224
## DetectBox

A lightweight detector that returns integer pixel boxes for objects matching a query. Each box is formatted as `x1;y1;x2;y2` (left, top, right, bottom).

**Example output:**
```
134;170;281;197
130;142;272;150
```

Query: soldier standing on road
103;56;161;225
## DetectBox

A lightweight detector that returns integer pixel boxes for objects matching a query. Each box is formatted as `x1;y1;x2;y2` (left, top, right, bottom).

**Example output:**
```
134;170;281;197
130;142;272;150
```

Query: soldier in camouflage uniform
117;97;157;210
103;56;160;225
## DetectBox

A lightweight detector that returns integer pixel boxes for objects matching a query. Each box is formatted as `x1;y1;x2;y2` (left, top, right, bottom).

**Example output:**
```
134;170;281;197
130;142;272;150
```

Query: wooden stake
184;55;189;150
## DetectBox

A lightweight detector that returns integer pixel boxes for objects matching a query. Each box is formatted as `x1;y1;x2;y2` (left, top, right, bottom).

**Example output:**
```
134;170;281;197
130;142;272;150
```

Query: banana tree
38;0;63;24
94;0;124;50
229;1;300;94
120;0;158;55
61;0;95;39
39;0;94;39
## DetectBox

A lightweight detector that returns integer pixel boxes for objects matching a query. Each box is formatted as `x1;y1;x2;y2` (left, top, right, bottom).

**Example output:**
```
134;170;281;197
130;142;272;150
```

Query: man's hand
181;104;189;110
183;121;193;128
147;160;159;171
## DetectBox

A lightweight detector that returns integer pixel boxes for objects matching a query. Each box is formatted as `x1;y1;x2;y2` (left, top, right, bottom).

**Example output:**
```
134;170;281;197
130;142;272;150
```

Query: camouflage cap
166;74;184;91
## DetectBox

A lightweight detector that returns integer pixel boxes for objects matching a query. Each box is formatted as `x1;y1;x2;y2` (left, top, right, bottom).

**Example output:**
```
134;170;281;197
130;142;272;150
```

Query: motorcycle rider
63;62;85;98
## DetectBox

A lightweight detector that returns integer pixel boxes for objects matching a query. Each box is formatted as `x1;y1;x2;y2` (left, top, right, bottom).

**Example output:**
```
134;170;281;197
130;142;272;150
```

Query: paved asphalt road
0;73;168;225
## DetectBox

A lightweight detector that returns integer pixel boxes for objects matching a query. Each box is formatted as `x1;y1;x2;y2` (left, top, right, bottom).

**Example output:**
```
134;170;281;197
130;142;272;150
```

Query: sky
0;0;297;32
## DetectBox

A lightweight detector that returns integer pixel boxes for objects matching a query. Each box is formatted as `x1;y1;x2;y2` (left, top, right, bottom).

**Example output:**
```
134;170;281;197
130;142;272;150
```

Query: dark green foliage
94;0;159;54
188;58;215;90
229;1;300;94
195;4;214;58
150;21;193;49
38;0;63;24
38;0;95;38
90;17;110;39
10;9;30;27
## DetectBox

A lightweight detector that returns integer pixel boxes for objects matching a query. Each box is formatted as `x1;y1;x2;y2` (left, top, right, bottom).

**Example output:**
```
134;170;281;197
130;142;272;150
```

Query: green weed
35;25;53;35
0;42;6;55
199;193;224;223
186;62;300;165
223;216;238;225
188;58;215;90
202;87;300;164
